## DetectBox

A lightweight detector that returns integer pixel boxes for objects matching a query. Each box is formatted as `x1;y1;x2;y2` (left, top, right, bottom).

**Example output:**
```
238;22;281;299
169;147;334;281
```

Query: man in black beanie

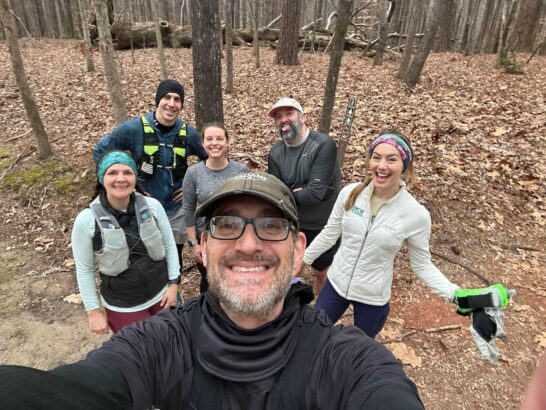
93;79;207;274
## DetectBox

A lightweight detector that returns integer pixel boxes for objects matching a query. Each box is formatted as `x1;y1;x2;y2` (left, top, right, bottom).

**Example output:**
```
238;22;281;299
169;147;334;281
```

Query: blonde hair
344;132;415;211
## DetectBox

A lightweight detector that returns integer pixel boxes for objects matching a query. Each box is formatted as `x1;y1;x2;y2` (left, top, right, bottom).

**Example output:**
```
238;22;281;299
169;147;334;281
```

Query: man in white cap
267;97;341;293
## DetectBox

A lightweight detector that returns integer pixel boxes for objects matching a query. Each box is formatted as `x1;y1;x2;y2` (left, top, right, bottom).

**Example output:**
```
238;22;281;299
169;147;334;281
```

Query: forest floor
0;40;545;409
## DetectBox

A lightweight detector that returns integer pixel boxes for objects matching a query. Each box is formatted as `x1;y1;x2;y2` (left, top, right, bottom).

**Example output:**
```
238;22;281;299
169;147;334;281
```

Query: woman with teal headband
71;150;181;334
303;132;461;338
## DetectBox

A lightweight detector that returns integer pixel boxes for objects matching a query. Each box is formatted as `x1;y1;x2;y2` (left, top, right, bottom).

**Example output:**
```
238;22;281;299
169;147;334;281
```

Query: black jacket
0;284;423;410
268;131;341;230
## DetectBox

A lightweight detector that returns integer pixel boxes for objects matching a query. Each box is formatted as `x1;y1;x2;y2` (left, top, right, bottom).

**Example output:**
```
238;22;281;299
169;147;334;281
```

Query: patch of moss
0;146;10;170
52;173;74;195
2;161;83;197
497;57;523;74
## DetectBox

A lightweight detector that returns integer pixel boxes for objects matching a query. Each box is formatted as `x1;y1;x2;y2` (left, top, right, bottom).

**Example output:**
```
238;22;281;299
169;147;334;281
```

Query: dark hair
202;122;229;141
344;131;415;211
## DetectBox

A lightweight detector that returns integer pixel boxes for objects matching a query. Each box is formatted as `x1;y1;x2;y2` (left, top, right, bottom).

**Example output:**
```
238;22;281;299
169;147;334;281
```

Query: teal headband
97;151;138;185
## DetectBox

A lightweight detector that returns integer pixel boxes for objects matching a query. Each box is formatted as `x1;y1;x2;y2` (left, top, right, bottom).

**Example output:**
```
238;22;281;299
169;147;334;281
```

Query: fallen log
111;20;171;50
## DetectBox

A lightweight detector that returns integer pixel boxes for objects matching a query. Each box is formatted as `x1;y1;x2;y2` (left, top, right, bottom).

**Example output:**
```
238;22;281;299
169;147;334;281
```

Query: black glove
472;308;497;342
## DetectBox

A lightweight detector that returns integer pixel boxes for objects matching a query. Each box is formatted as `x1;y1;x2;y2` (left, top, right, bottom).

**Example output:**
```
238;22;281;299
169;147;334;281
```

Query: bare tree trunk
373;0;389;66
54;0;67;38
23;0;41;37
507;0;542;52
69;0;82;38
150;0;168;79
397;0;423;79
497;0;518;62
95;0;127;124
319;0;353;134
191;0;224;131
458;0;475;53
403;0;447;88
1;0;53;159
77;0;95;72
253;0;260;67
434;0;454;52
276;0;302;65
128;0;136;62
224;0;233;93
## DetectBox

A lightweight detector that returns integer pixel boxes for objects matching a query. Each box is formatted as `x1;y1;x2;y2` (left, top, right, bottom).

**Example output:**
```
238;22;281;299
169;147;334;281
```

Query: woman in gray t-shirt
183;122;247;292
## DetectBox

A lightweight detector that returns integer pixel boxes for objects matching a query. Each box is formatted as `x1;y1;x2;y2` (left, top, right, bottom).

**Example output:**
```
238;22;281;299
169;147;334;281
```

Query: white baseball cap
268;98;303;117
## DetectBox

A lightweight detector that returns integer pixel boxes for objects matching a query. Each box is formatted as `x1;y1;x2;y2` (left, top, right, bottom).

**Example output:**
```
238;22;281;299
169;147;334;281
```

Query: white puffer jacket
304;182;459;305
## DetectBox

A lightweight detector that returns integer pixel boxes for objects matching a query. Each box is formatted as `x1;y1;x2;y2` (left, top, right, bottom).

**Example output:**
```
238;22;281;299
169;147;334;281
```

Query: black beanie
155;79;185;106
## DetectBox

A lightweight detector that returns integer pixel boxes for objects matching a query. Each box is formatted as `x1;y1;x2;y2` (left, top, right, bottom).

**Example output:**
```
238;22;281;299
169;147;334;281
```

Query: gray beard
207;251;294;320
278;120;301;143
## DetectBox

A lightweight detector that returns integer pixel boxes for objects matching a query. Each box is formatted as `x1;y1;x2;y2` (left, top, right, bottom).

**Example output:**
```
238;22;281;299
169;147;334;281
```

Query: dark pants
315;279;390;338
302;228;340;271
197;261;208;293
176;243;184;271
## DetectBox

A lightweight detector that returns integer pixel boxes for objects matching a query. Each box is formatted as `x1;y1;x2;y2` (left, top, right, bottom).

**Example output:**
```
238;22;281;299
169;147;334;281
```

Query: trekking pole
337;98;357;168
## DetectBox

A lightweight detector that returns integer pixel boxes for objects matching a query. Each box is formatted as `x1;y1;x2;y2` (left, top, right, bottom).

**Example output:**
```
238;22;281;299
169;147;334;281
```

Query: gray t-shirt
182;160;248;231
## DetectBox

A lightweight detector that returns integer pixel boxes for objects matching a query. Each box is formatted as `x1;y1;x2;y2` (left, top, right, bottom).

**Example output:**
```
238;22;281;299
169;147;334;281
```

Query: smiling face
273;107;305;144
369;143;404;199
201;195;306;328
155;92;182;126
203;126;229;159
102;164;136;205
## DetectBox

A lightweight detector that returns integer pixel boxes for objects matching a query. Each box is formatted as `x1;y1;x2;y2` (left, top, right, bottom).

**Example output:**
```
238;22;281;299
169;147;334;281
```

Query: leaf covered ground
0;40;545;409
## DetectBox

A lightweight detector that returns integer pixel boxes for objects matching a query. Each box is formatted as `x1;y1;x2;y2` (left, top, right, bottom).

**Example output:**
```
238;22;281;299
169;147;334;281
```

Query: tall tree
397;0;424;79
191;0;224;131
0;0;53;159
434;0;455;52
248;0;261;68
497;0;518;63
373;0;389;66
318;0;354;134
224;0;234;93
506;0;543;52
77;0;95;72
95;0;127;124
403;0;448;88
150;0;168;79
276;0;302;65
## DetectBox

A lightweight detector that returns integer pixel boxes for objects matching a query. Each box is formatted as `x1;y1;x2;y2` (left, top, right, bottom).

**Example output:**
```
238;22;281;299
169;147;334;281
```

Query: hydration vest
89;192;166;276
138;116;188;180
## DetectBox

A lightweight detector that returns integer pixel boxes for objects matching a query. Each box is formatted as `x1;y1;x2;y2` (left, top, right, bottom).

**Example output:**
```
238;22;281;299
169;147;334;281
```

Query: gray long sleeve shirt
182;160;248;231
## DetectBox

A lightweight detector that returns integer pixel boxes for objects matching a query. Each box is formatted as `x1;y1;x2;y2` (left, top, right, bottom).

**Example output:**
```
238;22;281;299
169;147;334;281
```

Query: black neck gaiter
196;284;314;383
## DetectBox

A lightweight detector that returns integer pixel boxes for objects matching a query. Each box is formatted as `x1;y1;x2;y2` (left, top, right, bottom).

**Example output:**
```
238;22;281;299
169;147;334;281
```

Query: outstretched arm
0;363;132;409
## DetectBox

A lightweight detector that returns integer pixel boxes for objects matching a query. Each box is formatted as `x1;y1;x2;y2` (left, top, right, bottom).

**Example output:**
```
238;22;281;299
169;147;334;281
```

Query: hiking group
0;79;527;409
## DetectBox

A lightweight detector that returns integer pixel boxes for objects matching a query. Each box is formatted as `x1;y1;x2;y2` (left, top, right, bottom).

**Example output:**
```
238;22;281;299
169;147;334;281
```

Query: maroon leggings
104;301;163;333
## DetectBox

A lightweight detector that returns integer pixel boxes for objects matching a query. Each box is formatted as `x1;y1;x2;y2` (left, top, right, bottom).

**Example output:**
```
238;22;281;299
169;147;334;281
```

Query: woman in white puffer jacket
304;132;459;338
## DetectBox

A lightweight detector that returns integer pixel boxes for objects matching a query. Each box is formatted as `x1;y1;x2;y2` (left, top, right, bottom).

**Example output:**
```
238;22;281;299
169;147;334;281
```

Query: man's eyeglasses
208;216;294;241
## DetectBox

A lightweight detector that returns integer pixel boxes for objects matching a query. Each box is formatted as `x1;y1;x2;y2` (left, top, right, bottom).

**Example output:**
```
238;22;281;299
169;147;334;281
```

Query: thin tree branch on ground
487;241;541;252
0;150;34;182
381;330;417;344
182;262;196;273
423;324;462;333
5;129;32;143
431;250;491;285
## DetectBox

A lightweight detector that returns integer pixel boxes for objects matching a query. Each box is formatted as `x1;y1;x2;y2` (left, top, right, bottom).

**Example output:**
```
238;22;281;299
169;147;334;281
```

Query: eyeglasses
208;216;294;241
